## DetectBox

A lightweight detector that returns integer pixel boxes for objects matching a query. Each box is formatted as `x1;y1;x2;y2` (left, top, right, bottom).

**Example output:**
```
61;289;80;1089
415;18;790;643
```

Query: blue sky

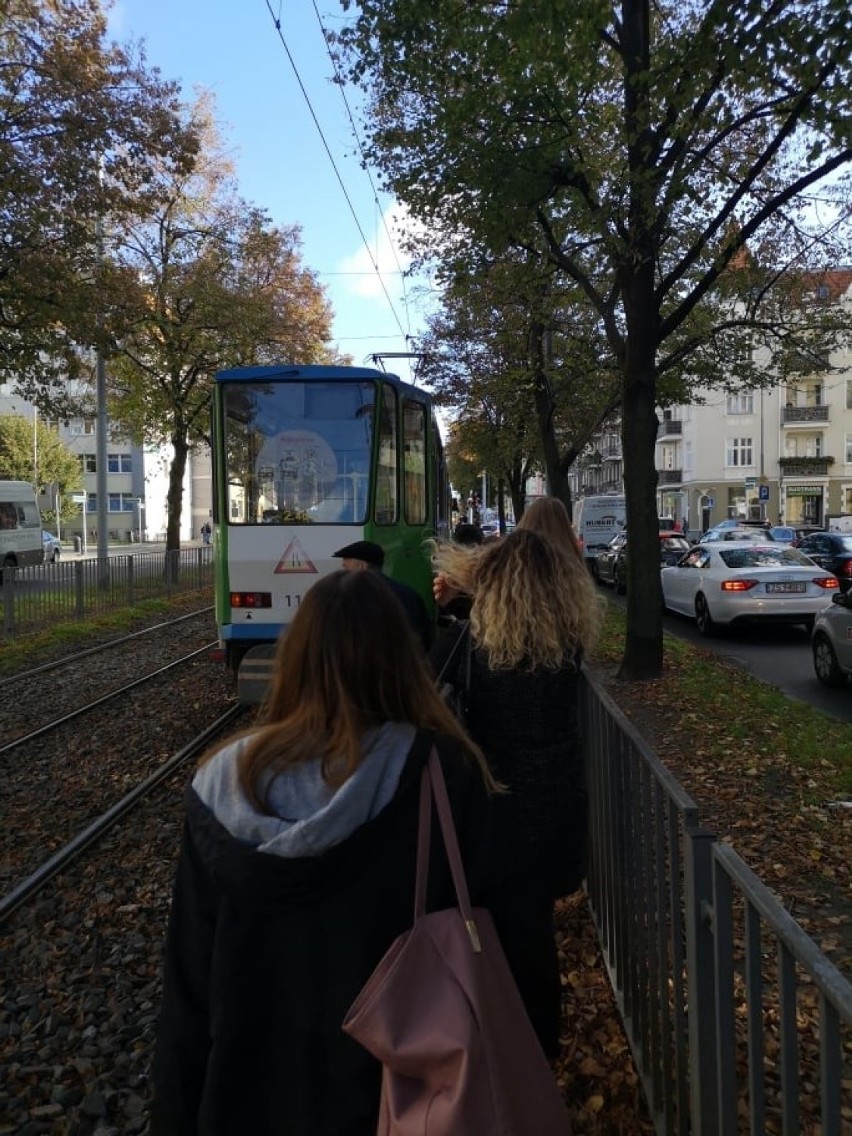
109;0;430;385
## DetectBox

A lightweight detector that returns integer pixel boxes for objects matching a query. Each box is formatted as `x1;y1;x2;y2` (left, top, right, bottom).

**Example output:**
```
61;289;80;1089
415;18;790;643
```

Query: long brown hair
517;496;583;563
212;570;494;811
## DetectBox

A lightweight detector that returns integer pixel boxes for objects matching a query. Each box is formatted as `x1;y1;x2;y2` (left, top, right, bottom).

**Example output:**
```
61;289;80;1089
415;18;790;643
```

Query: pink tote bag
343;749;571;1136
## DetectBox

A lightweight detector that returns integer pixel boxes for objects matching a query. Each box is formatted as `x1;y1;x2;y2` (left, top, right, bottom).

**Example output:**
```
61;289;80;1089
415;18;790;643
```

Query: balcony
657;419;682;438
778;456;834;477
658;469;683;485
782;405;829;425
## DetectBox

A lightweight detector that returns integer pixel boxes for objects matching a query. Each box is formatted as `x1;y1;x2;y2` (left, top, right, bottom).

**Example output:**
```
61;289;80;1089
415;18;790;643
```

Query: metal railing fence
1;548;214;640
581;668;851;1136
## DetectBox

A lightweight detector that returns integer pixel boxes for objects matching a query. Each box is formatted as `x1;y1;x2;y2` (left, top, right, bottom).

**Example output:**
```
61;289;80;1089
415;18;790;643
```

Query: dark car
795;531;852;593
596;531;690;594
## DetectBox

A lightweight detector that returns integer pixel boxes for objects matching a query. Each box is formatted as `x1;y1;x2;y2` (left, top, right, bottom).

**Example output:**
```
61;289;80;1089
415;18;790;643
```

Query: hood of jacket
192;720;417;857
180;726;435;908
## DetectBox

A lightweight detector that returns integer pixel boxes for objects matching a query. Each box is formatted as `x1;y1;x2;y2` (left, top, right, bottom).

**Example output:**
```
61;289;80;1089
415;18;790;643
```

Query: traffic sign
706;496;715;508
758;484;769;501
71;493;87;504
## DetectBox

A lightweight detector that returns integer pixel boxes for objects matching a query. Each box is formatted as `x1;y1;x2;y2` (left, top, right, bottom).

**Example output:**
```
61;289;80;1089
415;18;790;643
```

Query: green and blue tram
210;364;450;700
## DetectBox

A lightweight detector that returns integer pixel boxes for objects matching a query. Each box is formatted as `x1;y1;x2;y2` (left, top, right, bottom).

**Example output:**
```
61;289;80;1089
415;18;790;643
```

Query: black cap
332;540;384;567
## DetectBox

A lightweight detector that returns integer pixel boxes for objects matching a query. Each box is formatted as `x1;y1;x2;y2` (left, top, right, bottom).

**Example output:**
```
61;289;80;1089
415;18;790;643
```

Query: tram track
0;705;246;927
0;644;217;758
0;607;219;743
0;605;214;689
0;626;239;903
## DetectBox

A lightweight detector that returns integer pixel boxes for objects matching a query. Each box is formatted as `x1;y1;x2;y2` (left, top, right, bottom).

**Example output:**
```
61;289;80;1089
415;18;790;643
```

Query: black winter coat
150;730;493;1136
431;625;587;899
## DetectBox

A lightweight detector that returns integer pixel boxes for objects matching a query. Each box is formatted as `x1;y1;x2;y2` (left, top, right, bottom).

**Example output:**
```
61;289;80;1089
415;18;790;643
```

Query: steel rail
0;704;246;927
0;643;218;757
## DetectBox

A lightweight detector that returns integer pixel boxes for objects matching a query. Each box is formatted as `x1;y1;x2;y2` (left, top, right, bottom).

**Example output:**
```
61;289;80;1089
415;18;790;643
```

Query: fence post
684;826;719;1136
2;566;16;637
74;560;85;620
128;552;135;608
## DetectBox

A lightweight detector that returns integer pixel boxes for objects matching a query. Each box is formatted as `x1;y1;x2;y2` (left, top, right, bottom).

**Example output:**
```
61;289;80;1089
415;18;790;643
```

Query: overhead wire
309;0;412;331
261;0;412;346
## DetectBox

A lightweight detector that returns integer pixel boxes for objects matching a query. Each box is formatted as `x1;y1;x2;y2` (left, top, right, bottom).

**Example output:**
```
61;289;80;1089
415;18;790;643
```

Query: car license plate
766;582;806;594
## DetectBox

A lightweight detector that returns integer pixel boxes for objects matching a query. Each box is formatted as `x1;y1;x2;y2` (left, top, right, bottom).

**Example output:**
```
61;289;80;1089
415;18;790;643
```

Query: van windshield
0;499;39;529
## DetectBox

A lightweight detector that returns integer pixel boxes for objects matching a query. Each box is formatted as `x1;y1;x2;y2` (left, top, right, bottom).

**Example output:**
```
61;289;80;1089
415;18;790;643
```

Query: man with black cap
332;540;432;652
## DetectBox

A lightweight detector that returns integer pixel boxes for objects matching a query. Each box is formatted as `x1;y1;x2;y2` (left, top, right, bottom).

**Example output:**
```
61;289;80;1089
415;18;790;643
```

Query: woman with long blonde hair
152;569;495;1136
430;525;603;1058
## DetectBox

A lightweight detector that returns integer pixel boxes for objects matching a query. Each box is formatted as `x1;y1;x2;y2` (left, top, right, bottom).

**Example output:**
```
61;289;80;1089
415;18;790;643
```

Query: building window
726;392;754;415
79;454;97;473
83;419;94;435
846;435;852;464
108;493;135;512
107;453;132;473
725;437;753;467
86;494;96;513
847;380;852;410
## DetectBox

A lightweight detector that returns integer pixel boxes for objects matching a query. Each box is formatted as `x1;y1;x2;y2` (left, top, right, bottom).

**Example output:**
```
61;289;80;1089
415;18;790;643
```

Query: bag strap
435;620;470;686
414;747;482;953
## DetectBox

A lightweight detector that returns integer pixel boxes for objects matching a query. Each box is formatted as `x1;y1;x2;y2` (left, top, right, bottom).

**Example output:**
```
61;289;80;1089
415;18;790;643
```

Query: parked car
697;527;778;545
794;532;852;593
768;526;797;544
790;525;825;545
707;518;770;532
811;591;852;687
661;542;839;636
41;530;61;563
596;531;690;594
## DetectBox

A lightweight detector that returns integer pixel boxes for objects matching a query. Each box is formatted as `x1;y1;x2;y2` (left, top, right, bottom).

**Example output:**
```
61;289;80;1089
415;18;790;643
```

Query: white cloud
337;203;419;300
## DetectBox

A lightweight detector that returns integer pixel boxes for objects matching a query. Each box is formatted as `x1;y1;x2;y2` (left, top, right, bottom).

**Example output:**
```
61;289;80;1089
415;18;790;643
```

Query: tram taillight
230;592;272;608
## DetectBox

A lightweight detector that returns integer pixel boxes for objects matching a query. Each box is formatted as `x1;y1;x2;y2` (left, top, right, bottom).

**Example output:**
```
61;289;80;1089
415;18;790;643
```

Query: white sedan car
811;591;852;687
661;542;839;636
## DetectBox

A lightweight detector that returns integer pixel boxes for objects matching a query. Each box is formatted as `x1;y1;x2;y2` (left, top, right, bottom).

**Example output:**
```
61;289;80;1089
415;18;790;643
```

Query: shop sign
785;484;823;496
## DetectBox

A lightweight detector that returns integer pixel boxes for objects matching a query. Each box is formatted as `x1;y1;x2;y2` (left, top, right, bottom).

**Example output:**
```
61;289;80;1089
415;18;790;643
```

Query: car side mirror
831;591;850;607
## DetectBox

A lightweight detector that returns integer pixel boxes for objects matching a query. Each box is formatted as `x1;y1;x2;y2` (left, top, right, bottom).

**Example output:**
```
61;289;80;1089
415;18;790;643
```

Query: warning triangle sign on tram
274;537;318;574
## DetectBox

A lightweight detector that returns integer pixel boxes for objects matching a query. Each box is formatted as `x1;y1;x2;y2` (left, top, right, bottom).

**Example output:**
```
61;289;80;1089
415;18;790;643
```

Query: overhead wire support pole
95;196;110;586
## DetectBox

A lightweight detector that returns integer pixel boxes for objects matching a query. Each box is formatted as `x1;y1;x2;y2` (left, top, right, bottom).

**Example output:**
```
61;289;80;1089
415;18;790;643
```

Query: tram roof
215;364;412;387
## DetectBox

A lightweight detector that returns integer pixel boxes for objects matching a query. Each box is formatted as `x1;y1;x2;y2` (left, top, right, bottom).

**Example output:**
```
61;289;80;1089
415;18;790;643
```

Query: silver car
41;530;61;563
811;591;852;688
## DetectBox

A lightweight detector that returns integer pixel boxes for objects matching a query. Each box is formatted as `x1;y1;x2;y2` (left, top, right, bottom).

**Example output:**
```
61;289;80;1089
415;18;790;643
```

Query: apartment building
0;381;212;543
570;270;852;535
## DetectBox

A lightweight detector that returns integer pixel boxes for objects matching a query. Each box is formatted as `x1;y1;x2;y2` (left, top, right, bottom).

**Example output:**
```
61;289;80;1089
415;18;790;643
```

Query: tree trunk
529;319;573;511
619;282;664;679
166;428;189;557
618;0;663;680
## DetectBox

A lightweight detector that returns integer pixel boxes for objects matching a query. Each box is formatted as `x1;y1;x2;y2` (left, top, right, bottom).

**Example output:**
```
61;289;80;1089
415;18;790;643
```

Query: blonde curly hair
433;527;603;670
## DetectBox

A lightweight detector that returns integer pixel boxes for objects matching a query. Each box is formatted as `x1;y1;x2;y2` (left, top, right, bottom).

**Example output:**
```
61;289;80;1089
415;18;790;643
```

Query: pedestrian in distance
333;539;433;652
430;526;604;1058
150;569;497;1136
200;521;211;545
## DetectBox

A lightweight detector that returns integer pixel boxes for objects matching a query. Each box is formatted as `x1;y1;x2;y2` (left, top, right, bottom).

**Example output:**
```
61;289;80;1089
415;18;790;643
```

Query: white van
0;481;44;572
572;494;627;568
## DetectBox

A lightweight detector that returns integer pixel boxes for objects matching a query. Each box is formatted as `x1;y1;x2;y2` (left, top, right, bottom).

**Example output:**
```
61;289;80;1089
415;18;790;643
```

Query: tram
210;364;450;700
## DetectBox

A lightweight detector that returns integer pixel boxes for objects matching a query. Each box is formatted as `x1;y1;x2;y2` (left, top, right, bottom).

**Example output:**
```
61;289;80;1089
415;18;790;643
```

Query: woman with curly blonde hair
430;525;603;1058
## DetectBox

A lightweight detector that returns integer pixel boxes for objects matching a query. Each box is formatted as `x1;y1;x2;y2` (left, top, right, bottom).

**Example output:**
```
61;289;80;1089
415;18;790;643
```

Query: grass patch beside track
591;604;852;801
0;592;213;677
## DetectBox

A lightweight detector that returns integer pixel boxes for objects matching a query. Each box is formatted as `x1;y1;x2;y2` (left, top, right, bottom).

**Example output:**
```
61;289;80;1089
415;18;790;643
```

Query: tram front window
223;381;375;524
